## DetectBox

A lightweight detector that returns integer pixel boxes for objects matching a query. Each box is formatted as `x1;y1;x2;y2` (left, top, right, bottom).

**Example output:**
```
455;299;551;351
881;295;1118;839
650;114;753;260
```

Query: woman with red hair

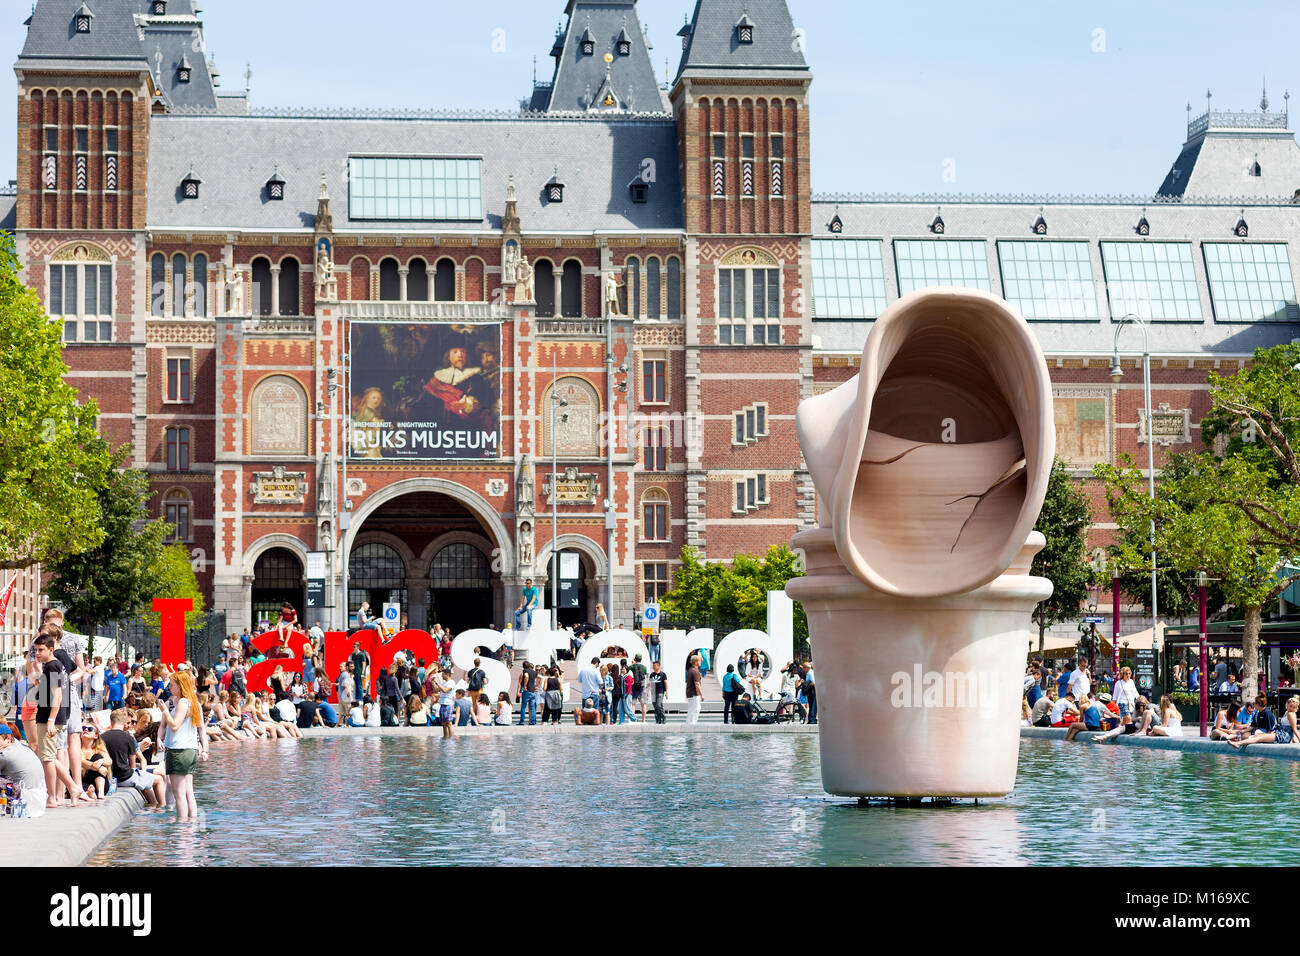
161;670;208;821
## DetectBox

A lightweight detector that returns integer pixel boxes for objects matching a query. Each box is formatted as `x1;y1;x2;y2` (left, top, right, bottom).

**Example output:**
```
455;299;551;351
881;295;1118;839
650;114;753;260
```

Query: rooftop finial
1261;77;1269;112
1206;88;1212;112
318;169;329;200
244;63;252;94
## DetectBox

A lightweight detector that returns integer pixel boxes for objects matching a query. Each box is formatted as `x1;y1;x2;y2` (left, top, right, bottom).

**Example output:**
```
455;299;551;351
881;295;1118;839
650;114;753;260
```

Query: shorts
165;748;198;775
1122;723;1139;735
121;769;156;790
439;704;454;724
1118;702;1131;718
35;723;62;761
66;695;83;734
630;687;643;700
21;700;37;722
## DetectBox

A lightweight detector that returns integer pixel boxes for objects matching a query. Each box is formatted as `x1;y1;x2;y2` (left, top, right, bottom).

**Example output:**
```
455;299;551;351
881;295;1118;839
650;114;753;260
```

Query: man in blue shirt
316;693;338;728
1026;667;1043;708
578;656;603;708
1056;665;1071;698
515;579;538;630
104;667;126;709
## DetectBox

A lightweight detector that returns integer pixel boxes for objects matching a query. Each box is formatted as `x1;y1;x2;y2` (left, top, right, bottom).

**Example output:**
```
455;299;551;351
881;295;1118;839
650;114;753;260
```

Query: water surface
85;735;1299;866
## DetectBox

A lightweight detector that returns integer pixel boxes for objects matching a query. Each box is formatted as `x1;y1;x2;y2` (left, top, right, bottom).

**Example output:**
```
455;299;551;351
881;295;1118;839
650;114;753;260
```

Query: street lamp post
550;351;568;630
1197;570;1209;737
1110;315;1158;629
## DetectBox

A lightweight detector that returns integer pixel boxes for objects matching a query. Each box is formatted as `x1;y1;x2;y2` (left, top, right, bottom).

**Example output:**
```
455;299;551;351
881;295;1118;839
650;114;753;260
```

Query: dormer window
266;169;285;201
1136;215;1150;236
547;171;564;204
176;55;191;83
580;27;595;56
151;0;166;14
1032;214;1048;236
181;166;201;199
1234;215;1249;238
930;214;945;234
828;214;843;234
735;14;755;45
630;180;649;203
616;28;632;56
74;3;93;33
1249;156;1262;177
677;20;692;51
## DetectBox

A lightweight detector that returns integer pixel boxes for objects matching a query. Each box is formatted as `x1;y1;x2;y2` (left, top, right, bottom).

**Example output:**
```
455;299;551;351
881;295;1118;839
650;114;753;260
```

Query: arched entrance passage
537;535;608;628
346;479;511;632
251;548;305;631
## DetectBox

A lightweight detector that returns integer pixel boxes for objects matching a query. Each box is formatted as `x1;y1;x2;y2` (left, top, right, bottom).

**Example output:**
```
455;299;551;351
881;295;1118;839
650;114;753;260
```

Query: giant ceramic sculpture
787;288;1054;797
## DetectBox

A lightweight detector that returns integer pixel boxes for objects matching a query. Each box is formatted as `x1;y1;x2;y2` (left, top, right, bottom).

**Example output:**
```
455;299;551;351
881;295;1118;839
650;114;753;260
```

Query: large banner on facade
349;322;501;460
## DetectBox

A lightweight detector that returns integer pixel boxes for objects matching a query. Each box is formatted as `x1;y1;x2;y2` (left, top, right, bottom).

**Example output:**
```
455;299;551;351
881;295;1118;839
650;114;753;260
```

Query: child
275;602;298;648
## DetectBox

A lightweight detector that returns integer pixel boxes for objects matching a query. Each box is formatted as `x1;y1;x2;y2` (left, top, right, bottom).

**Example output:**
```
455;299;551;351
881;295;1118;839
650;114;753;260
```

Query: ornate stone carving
604;270;621;317
515;254;535;303
250;376;308;456
515;454;535;516
315;240;337;301
250;465;308;504
1138;402;1191;446
1052;387;1111;468
542;466;601;506
548;378;600;457
517;520;534;568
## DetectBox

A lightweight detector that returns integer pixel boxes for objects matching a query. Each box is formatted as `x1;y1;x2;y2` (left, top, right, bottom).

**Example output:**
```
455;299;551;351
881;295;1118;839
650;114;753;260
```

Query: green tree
138;543;207;638
1030;458;1093;653
660;544;809;652
45;453;171;639
0;231;114;569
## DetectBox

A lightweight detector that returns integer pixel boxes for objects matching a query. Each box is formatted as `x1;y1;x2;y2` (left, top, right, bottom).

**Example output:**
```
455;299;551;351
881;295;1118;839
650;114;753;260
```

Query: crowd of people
1022;655;1300;750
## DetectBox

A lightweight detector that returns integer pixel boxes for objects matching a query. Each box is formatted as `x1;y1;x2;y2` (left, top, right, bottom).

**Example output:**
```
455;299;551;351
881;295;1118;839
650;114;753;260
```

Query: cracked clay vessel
787;288;1054;797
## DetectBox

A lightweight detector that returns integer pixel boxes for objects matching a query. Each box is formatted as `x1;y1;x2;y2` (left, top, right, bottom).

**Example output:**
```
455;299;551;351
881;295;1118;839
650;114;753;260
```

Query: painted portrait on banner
1052;387;1110;468
349;322;501;460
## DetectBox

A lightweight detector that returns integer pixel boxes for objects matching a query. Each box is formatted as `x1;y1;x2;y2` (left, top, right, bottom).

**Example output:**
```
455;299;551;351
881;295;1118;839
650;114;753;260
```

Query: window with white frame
642;356;666;404
733;403;768;445
641;488;670;541
719;266;781;345
163;488;192;543
733;473;770;513
49;249;113;343
166;353;192;403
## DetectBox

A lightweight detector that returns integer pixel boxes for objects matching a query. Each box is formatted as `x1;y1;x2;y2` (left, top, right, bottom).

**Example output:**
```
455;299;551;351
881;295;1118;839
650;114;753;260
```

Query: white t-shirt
495;703;512;725
365;702;381;727
1114;679;1138;708
348;704;364;724
1069;668;1090;700
274;699;295;723
1050;698;1072;724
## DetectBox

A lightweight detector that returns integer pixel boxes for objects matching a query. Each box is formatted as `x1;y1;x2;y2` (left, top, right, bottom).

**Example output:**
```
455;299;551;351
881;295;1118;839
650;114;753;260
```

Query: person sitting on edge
100;709;166;806
1230;696;1298;750
1147;694;1183;737
1210;702;1239;741
515;578;538;631
1049;691;1080;728
1030;686;1056;727
1235;700;1257;737
1065;692;1108;741
1091;696;1153;743
315;693;337;728
575;698;601;726
363;696;381;728
453;689;472;727
347;699;365;727
731;693;757;725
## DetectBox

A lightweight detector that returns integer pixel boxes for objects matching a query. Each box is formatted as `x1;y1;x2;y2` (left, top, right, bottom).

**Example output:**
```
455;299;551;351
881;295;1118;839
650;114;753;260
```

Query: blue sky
3;0;1298;196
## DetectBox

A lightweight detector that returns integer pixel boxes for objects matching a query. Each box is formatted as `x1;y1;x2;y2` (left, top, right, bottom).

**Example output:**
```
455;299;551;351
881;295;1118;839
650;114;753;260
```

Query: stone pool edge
0;788;145;868
299;722;819;738
1021;725;1300;760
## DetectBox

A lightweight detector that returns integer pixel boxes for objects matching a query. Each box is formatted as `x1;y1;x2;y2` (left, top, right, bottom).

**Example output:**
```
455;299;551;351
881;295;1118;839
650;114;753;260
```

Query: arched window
279;257;300;316
626;257;641;319
407;258;428;301
429;542;490;588
251;257;272;316
535;260;555;317
641;487;670;542
165;425;191;471
350;258;370;300
434;257;456;302
50;242;114;342
151;253;165;316
171;254;186;317
379;258;401;301
193;253;207;317
667;257;682;319
561;260;583;318
163;488;191;543
647;258;661;319
348;541;407;622
250;374;308;456
252;548;305;628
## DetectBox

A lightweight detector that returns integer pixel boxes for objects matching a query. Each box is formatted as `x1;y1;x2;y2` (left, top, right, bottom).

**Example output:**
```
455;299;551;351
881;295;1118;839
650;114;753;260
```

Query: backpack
468;669;484;691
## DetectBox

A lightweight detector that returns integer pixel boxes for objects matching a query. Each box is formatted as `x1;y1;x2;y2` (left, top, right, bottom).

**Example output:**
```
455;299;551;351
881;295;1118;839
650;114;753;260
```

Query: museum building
2;0;1299;647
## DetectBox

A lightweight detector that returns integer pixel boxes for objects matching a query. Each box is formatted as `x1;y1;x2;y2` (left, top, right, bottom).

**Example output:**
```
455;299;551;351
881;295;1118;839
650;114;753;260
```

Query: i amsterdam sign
543;468;600;506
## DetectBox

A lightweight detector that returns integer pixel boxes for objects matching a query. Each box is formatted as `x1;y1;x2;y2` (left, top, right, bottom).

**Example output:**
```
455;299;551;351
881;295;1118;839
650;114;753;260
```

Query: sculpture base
788;529;1051;798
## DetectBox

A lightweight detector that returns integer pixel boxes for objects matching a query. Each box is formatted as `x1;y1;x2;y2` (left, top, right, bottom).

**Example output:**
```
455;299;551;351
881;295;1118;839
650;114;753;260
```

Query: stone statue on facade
516;454;535;516
605;270;621;317
515;254;535;303
518;521;534;567
316;244;337;301
503;244;520;286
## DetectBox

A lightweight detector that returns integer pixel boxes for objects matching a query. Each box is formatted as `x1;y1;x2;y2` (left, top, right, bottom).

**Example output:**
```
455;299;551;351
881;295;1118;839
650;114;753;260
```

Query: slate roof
145;114;685;233
19;0;219;112
675;0;808;80
0;194;16;232
536;0;669;113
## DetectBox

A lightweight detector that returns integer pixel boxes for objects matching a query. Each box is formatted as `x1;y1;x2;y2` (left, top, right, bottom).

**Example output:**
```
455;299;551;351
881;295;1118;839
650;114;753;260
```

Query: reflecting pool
85;734;1299;866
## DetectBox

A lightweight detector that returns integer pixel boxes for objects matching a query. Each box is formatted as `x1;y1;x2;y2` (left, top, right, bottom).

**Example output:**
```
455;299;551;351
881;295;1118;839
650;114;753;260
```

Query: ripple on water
83;736;1297;866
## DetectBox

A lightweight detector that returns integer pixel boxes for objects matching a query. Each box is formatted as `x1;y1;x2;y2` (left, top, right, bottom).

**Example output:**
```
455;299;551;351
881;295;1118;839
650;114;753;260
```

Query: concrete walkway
0;788;145;867
1021;725;1300;761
